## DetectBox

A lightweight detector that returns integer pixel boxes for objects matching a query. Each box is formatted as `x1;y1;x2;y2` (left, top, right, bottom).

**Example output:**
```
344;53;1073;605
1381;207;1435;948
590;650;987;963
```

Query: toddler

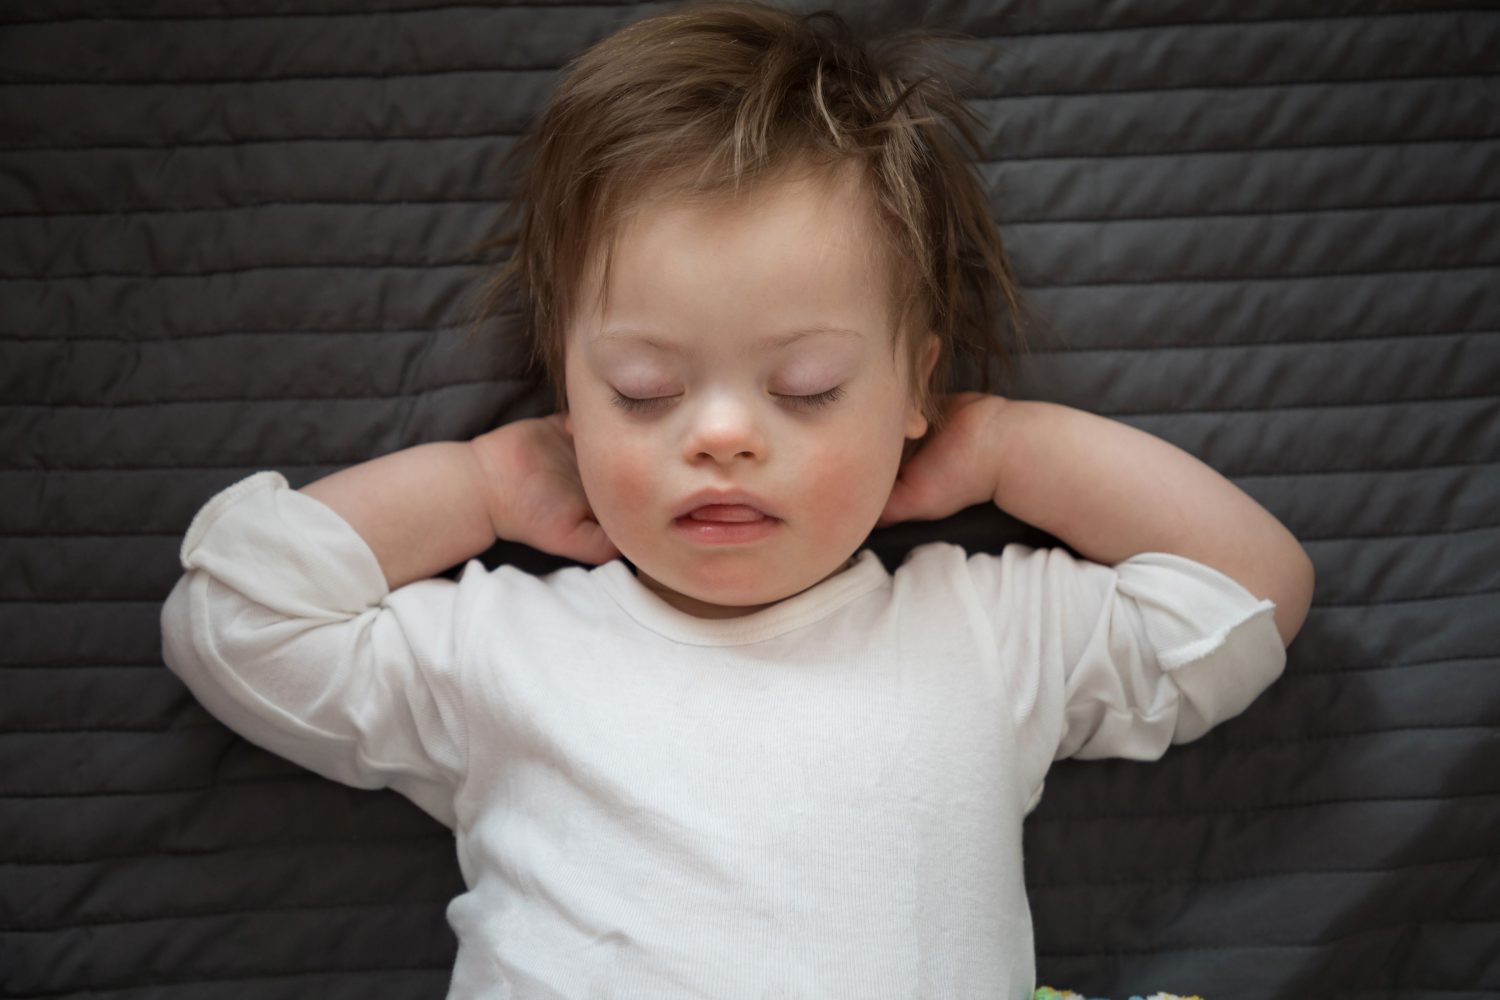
160;2;1314;997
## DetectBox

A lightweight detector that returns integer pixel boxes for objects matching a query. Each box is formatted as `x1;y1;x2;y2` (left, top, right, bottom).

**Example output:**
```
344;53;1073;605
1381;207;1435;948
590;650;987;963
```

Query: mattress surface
2;2;1497;998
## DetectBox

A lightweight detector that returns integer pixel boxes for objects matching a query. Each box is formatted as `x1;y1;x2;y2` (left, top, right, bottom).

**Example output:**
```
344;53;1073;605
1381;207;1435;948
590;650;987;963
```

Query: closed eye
610;391;679;414
774;385;845;411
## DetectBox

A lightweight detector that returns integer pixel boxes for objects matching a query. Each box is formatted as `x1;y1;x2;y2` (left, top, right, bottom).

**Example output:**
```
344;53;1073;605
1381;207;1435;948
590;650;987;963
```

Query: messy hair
470;0;1027;426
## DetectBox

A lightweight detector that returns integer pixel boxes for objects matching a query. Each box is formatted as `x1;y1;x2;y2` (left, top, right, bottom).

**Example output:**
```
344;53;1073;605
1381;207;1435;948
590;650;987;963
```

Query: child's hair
470;0;1028;428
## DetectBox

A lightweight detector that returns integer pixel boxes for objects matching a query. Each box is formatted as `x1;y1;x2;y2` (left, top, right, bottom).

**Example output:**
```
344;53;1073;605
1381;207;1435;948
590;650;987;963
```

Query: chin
676;575;793;610
675;556;853;610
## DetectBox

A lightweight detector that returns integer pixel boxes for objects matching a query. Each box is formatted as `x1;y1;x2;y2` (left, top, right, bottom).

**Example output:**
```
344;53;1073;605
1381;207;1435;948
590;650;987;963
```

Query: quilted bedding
2;2;1498;997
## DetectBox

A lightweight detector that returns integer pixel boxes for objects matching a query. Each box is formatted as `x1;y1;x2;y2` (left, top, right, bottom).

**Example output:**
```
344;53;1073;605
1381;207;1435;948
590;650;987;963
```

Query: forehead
572;162;898;346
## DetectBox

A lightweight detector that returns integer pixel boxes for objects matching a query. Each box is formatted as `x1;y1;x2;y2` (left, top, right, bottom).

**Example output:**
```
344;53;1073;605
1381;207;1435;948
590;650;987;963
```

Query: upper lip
672;488;779;521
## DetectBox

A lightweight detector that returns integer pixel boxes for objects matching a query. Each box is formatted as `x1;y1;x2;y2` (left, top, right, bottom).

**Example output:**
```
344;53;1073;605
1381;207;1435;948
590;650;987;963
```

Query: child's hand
471;415;621;564
878;392;1011;527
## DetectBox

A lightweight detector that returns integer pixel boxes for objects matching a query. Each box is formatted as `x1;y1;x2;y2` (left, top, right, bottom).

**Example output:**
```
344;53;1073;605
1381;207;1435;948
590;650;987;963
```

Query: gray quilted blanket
2;2;1497;998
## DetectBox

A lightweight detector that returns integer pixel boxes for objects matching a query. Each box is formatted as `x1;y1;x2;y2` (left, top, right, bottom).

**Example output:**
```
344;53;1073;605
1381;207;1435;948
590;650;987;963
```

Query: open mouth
674;505;780;543
682;504;766;523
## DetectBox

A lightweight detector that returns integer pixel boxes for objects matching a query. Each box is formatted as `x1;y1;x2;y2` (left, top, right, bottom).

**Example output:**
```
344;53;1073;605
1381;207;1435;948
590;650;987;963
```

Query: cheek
799;427;903;515
601;459;655;513
575;424;657;519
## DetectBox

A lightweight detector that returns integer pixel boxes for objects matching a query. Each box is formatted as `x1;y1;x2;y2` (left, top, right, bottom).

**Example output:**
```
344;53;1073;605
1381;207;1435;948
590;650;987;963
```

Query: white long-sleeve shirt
160;470;1286;999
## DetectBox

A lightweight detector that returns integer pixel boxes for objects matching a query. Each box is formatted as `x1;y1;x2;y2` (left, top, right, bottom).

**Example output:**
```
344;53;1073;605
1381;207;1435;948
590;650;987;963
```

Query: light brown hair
470;0;1027;427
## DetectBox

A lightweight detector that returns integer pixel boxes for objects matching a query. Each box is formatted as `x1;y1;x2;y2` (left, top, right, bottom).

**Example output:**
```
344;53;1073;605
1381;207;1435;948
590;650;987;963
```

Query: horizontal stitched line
0;65;562;88
0;0;640;26
0;770;336;800
1290;653;1498;678
4;373;523;408
1;319;498;343
1297;520;1500;545
1230;457;1499;480
998;131;1500;164
1089;391;1500;417
0;197;506;221
0;650;1491;678
1215;723;1500;754
6;258;1497;285
6;387;1495;415
971;70;1500;104
1025;788;1500;825
1;894;457;935
0;261;486;280
5;829;449;868
1023;261;1500;290
0;6;1471;35
2;457;1494;476
0;663;169;671
8;962;454;999
1028;847;1500;892
1;192;1496;225
10;517;1494;542
0;722;225;736
1024;328;1500;356
3;67;1491;102
1002;196;1500;228
1;532;184;539
4;721;1493;746
3;321;1489;350
6;738;1500;800
6;127;1496;157
1309;582;1500;610
1034;916;1500;959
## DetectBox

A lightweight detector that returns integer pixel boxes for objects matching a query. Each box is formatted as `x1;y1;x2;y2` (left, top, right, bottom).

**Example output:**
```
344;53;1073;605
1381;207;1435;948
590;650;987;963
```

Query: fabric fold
161;471;469;830
178;469;391;617
1114;551;1286;744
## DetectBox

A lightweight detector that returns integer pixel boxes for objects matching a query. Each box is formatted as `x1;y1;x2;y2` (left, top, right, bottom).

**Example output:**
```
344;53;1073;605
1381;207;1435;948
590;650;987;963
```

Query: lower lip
672;512;781;545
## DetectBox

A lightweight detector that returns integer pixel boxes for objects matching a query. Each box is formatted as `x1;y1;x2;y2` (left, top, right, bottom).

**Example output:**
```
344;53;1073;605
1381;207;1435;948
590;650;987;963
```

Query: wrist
982;395;1027;510
467;425;518;543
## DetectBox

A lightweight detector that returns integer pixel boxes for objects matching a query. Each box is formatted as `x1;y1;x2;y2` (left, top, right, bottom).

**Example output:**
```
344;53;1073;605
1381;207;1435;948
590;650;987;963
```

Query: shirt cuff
1114;551;1287;743
180;470;389;618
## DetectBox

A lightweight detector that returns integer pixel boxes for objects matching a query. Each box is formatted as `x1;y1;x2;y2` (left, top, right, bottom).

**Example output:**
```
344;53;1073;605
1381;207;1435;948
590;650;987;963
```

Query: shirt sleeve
159;470;472;829
963;543;1287;808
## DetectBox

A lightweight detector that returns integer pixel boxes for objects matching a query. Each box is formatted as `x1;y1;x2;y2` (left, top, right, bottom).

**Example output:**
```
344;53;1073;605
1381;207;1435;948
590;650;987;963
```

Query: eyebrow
593;324;865;351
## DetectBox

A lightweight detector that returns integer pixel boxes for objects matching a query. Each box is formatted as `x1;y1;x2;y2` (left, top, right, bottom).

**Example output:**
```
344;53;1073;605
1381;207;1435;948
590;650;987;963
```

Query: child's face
563;164;932;618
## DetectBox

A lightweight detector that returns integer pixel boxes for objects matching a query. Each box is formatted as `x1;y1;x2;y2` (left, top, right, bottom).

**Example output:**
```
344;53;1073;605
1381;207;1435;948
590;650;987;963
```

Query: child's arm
300;415;618;590
882;392;1314;648
159;415;614;826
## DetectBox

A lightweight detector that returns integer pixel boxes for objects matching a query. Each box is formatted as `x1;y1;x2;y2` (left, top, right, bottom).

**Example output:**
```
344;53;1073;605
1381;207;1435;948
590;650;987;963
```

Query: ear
904;334;941;440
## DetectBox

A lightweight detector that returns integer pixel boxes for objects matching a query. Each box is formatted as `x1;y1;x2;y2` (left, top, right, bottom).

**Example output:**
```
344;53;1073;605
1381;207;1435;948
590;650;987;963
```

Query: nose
682;390;767;465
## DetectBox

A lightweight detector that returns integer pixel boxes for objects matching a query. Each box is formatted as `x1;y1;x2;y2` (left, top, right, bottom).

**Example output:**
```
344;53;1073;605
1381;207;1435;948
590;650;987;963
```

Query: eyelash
609;385;846;414
610;391;676;414
776;385;845;411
